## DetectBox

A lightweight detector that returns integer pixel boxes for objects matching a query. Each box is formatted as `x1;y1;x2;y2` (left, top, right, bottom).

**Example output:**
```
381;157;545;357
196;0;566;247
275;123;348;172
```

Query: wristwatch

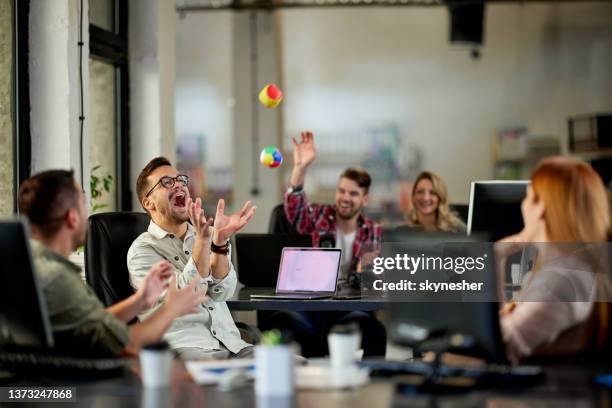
211;240;230;255
287;184;303;194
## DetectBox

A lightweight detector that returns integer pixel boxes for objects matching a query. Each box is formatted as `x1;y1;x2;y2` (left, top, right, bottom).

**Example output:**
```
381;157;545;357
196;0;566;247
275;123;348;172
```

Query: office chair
85;212;260;343
450;204;469;224
85;212;150;308
268;204;299;234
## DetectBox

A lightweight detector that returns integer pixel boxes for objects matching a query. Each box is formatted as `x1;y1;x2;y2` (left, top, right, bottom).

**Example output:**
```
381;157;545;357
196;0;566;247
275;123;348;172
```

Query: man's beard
160;204;189;224
337;207;361;220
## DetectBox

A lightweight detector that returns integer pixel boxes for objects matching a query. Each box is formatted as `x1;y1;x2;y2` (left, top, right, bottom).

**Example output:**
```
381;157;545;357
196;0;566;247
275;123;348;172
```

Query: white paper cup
139;342;173;388
328;332;361;369
255;345;294;396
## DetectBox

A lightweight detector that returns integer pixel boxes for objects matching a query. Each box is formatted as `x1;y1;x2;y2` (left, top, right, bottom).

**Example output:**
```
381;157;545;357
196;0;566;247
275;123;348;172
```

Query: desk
227;287;385;312
1;360;610;407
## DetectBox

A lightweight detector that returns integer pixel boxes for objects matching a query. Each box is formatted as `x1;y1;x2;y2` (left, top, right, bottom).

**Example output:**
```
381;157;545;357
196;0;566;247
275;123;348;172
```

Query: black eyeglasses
145;174;189;197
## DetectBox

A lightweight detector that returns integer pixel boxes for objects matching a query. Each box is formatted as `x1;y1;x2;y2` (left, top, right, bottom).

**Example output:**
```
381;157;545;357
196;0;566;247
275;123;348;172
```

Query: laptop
235;233;312;287
0;220;129;375
250;247;342;300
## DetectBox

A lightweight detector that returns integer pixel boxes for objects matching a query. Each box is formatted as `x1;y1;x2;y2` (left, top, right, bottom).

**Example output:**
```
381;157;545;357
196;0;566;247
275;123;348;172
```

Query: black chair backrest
268;204;298;234
85;212;150;307
450;204;469;224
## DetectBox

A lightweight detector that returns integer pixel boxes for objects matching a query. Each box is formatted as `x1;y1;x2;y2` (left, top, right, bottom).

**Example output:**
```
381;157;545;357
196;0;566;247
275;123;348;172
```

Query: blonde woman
497;157;611;362
405;171;466;233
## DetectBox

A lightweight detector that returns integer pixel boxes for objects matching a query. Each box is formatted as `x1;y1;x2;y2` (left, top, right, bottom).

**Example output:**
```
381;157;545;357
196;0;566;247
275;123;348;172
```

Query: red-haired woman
498;157;611;362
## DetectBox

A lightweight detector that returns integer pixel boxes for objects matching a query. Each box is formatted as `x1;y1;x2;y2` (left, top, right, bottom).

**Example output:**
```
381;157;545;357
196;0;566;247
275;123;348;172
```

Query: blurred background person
497;157;612;363
403;171;465;233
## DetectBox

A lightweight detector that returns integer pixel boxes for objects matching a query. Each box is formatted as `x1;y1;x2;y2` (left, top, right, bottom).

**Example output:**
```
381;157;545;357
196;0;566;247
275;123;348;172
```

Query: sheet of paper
185;359;255;385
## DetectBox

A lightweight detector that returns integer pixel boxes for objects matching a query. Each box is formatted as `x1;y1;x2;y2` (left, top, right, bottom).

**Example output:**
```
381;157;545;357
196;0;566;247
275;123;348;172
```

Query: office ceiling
176;0;611;12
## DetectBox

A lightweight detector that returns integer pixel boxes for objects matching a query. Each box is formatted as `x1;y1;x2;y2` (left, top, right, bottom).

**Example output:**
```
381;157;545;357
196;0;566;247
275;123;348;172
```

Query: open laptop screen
277;248;341;293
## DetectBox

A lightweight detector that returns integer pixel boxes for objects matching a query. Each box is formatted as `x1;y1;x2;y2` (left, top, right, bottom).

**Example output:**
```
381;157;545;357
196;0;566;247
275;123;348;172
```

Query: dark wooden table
1;359;610;407
226;287;385;312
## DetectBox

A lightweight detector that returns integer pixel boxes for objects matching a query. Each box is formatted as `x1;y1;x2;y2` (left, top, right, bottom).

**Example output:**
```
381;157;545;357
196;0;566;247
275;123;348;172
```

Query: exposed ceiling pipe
176;0;612;12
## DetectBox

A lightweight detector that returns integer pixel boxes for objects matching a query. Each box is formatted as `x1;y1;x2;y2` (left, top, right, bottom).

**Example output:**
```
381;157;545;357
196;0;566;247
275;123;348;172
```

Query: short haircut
136;157;172;208
18;170;79;238
340;167;372;194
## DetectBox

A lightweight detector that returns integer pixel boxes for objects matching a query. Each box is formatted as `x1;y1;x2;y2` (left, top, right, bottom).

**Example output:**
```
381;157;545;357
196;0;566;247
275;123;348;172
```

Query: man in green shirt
18;170;206;356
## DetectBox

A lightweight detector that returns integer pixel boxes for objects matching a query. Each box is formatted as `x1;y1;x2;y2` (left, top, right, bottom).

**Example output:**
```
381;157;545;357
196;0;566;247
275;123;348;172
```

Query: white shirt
127;221;249;353
335;227;356;280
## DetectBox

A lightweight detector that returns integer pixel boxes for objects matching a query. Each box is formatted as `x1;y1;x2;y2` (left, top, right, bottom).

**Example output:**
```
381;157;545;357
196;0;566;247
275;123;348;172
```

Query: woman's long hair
531;157;609;242
530;157;612;351
406;171;463;232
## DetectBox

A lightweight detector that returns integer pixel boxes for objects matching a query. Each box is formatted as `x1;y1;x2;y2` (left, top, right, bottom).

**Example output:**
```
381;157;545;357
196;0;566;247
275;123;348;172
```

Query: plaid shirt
285;189;382;273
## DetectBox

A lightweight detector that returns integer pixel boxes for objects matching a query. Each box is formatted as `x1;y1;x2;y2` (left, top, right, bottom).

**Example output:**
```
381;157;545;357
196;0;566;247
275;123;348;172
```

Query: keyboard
361;359;544;385
0;351;130;376
250;293;332;300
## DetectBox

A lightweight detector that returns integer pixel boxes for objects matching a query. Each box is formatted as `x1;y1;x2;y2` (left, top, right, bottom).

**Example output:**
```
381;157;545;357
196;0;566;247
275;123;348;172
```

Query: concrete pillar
129;0;176;209
232;11;283;233
29;0;90;191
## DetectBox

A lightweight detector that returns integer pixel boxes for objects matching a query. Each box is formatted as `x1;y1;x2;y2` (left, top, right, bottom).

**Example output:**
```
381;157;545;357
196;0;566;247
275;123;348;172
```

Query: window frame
12;0;31;213
89;0;131;211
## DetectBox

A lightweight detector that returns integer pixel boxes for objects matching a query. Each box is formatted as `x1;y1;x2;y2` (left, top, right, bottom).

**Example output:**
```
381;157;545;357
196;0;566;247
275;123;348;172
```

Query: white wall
279;2;612;203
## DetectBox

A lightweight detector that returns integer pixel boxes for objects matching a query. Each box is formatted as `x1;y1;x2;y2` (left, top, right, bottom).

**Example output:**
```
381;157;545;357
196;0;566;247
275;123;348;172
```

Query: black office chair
85;212;260;343
85;212;150;308
450;204;469;224
268;204;298;234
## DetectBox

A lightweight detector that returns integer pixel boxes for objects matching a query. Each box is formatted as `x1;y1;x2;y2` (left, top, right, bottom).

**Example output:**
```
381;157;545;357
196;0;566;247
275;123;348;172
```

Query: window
89;0;130;212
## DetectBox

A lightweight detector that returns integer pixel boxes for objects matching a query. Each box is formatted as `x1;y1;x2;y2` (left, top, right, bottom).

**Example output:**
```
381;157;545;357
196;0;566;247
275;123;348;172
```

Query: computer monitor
385;237;506;363
387;300;507;363
234;233;312;287
467;181;529;242
383;229;470;244
0;220;54;349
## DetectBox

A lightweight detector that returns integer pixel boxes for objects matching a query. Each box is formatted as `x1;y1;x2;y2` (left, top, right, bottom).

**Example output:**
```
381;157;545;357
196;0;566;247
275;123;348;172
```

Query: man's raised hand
186;197;213;240
292;131;316;169
213;199;257;244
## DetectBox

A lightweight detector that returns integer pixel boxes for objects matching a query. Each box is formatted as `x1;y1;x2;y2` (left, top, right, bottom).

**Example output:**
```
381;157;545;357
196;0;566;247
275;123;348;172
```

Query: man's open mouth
172;192;186;209
339;203;352;211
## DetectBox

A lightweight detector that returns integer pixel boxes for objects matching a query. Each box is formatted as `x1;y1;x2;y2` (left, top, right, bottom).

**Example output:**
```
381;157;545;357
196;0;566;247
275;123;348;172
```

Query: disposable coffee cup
255;344;294;396
139;341;173;388
328;323;361;370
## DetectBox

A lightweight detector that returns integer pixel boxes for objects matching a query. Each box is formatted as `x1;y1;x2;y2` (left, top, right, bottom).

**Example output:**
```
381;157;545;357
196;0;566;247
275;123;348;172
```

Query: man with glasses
128;157;257;360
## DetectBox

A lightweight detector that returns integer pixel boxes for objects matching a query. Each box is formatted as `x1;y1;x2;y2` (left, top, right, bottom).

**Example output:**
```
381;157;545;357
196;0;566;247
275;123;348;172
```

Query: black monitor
383;229;470;244
387;300;506;364
384;236;506;363
234;233;312;287
0;220;53;350
467;181;529;242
